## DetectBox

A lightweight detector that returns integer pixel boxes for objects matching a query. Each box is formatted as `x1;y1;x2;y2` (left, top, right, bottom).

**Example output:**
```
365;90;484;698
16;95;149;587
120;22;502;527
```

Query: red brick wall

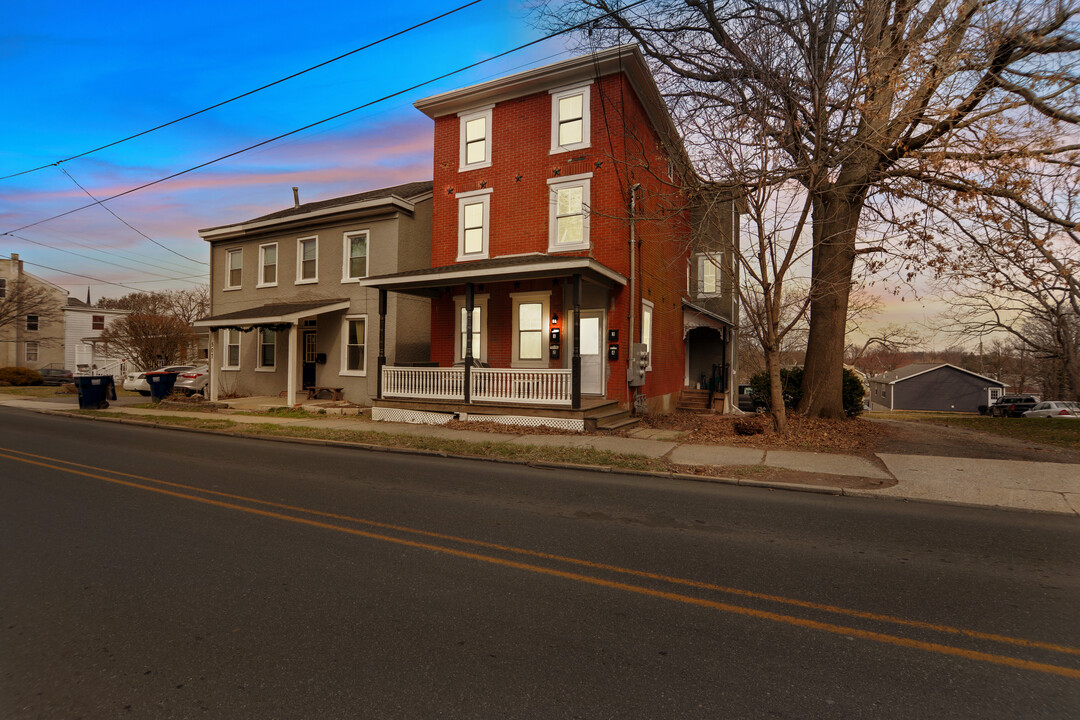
427;71;692;409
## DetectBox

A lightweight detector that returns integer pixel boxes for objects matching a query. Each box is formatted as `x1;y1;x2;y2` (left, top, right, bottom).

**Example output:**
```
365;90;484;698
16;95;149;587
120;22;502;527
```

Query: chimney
10;253;21;274
292;186;300;208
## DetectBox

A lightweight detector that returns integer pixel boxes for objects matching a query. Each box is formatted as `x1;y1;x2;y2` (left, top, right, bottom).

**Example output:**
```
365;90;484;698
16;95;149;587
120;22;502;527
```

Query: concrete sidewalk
3;394;1077;517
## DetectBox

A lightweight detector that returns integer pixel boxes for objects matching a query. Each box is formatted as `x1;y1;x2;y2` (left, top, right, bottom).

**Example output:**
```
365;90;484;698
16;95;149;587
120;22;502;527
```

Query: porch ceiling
356;254;627;296
193;298;351;328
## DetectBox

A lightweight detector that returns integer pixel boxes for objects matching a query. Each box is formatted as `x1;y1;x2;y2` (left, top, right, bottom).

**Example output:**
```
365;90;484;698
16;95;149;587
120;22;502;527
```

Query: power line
3;232;205;285
0;252;193;293
0;0;485;182
3;1;648;238
60;167;207;265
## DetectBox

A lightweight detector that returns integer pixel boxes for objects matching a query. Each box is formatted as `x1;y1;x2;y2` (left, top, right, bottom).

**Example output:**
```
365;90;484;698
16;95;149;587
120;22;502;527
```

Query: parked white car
173;365;210;396
1021;401;1079;419
123;365;197;395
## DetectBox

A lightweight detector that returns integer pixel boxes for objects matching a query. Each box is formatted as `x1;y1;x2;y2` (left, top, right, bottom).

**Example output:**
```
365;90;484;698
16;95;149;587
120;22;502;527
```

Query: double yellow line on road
2;444;1078;679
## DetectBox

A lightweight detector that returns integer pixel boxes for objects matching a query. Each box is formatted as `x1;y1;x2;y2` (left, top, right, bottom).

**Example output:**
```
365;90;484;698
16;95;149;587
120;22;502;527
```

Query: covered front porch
359;255;632;429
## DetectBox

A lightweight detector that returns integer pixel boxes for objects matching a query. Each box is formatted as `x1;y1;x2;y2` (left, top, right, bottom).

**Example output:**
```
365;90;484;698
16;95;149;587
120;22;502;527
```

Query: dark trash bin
74;375;117;409
146;371;180;401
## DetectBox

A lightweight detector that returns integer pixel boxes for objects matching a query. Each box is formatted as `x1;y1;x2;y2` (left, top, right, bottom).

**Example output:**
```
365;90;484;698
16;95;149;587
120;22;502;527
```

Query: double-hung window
550;84;590;153
697;253;720;296
25;341;39;362
459;106;492;170
259;243;278;287
92;315;105;330
457;189;491;261
297;237;318;283
25;315;38;331
341;316;367;375
511;292;550;368
547;174;591;252
453;294;489;363
222;329;241;370
641;299;654;372
257;329;276;370
343;231;368;281
225;248;242;289
0;278;6;298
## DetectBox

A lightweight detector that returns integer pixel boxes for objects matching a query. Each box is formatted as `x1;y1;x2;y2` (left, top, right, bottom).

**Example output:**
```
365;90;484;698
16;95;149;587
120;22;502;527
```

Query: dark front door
302;330;317;388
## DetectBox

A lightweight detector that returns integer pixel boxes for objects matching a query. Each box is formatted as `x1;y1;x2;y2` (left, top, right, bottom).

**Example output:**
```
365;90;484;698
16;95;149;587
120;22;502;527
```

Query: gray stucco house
194;181;433;405
869;363;1005;413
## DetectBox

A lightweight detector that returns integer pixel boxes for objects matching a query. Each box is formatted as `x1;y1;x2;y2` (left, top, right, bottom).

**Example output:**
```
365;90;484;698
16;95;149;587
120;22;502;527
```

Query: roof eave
199;195;419;241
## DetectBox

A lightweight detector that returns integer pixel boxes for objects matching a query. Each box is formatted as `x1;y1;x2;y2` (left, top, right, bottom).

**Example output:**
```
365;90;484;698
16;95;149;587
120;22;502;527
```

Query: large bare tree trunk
798;193;861;418
765;345;787;434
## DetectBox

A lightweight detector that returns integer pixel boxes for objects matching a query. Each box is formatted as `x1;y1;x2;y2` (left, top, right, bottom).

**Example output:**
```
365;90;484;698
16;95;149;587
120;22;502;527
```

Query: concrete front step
588;406;639;431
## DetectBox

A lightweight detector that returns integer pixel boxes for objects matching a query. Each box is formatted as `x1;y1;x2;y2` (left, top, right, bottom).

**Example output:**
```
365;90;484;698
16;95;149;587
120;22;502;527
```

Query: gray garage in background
869;363;1006;413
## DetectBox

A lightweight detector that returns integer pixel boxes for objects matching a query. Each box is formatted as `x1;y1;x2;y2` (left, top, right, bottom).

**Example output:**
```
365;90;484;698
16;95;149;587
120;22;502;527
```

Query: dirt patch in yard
868;417;1080;463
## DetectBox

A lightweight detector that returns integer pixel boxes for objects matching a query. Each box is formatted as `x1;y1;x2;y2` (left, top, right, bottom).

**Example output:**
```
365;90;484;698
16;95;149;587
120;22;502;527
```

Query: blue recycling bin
146;371;179;401
74;375;117;409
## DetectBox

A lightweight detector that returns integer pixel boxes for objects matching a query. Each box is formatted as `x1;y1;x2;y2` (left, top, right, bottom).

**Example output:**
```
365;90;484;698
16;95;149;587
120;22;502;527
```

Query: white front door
579;310;605;395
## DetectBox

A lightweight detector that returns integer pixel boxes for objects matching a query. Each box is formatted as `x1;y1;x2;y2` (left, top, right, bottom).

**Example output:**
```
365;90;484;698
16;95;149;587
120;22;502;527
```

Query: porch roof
683;301;734;337
193;298;350;328
356;254;627;295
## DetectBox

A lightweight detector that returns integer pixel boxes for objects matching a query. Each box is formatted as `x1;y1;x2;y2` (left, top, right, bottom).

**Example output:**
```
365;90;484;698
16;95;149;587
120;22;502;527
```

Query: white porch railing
382;366;465;401
471;368;571;405
381;366;573;406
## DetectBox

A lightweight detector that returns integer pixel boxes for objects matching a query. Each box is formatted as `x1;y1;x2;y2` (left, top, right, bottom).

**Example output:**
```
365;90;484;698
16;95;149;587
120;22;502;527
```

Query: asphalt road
1;407;1078;719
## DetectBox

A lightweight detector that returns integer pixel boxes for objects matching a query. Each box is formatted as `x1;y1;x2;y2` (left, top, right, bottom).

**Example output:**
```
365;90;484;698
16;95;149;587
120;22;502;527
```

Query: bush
0;367;43;386
748;366;866;418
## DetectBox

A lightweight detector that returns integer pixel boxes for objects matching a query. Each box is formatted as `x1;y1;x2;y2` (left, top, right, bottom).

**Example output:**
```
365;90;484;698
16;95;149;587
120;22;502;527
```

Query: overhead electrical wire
3;0;649;238
0;0;485;182
0;251;201;293
4;232;205;285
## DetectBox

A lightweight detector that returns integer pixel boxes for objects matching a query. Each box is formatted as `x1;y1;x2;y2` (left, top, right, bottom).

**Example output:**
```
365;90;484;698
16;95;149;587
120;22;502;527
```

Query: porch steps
587;405;638;431
677;389;712;413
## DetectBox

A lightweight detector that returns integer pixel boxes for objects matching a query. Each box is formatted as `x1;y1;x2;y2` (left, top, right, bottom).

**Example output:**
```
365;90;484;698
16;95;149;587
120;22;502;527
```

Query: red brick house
361;45;737;430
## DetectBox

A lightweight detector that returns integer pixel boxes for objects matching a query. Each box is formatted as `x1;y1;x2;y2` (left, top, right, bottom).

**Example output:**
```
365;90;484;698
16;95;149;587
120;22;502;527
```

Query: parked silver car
123;365;197;395
173;365;210;396
1021;401;1079;419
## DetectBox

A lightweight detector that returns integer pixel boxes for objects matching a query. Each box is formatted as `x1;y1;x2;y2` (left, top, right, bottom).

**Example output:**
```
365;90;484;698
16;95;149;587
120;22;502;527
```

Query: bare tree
0;275;62;333
97;287;208;325
538;0;1080;418
99;314;196;374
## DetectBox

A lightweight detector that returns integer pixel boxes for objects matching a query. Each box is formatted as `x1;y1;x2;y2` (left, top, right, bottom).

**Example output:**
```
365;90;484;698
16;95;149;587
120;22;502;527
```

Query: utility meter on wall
627;343;648;387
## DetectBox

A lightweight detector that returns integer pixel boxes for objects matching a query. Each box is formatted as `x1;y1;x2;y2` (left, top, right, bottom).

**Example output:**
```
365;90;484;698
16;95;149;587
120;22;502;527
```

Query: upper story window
697;253;720;296
297;236;318;283
25;315;38;331
547;174;591;252
259;243;278;287
457;189;492;261
550;84;591;153
343;231;368;281
92;315;105;330
459;106;493;171
225;248;242;289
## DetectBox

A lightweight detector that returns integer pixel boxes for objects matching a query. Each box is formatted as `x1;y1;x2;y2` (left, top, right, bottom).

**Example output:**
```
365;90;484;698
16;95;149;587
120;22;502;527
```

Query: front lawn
869;411;1080;450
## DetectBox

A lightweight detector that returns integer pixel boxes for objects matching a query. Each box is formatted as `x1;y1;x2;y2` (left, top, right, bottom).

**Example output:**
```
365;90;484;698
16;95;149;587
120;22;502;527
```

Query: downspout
627;183;640;366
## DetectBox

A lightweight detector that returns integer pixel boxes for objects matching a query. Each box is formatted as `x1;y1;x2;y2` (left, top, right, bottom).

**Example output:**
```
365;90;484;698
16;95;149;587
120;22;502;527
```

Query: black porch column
571;273;581;410
464;282;474;404
377;289;387;400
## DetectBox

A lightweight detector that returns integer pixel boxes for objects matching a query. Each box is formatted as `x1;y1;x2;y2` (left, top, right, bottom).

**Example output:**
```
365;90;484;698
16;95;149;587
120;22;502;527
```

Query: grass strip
880;412;1080;450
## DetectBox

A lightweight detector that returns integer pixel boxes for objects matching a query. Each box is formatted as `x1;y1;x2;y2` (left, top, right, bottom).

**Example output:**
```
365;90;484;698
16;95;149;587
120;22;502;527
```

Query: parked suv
989;395;1040;418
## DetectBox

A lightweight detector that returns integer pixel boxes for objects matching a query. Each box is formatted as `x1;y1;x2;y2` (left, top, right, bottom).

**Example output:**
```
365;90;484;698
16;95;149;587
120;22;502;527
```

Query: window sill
339;370;367;377
456;252;490;263
546;243;591;254
254;367;277;373
458;160;492;173
223;287;241;292
256;283;278;289
294;278;318;285
220;367;240;372
340;277;366;284
550;143;590;155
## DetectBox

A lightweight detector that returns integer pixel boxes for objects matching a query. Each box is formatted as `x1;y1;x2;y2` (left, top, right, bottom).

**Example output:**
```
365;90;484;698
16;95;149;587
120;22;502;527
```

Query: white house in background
61;298;131;373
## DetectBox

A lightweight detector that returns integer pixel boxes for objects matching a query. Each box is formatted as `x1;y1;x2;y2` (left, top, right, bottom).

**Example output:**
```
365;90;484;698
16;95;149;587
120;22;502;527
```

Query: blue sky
0;1;572;300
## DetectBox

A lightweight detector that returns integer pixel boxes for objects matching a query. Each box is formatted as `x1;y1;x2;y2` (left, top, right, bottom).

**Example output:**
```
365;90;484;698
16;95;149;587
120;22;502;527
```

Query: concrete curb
34;408;1079;516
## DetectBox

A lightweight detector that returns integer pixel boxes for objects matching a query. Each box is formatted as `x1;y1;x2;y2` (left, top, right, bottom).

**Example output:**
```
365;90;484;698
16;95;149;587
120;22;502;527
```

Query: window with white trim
297;236;318;283
341;316;367;375
258;243;278;287
547;174;591;252
453;294;489;363
25;341;39;362
696;253;720;296
457;189;491;261
222;328;240;370
511;292;550;368
343;231;369;281
459;106;492;171
92;315;105;330
225;248;242;289
550;84;590;153
257;328;276;370
641;299;654;372
25;315;38;331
